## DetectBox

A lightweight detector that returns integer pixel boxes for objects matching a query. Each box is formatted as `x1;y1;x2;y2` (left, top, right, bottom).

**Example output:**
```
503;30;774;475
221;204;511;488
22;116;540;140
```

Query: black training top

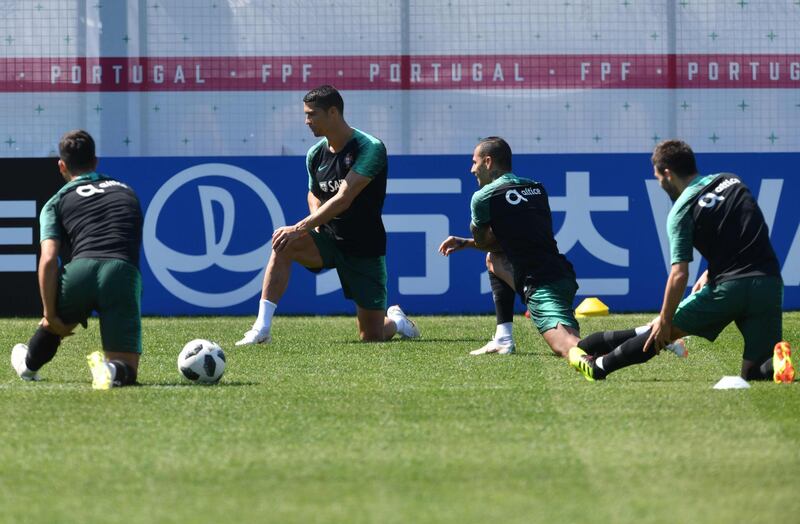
306;128;388;257
470;173;575;293
40;172;143;267
669;172;781;285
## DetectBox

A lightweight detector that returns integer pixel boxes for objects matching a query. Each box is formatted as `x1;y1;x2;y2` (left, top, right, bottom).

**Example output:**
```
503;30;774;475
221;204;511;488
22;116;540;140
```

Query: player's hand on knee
272;225;306;253
41;315;77;337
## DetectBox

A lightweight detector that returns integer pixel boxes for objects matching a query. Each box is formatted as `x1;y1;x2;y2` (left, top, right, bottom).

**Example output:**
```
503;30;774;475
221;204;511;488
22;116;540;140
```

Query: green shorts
57;258;143;354
308;230;387;311
673;275;783;362
525;278;580;334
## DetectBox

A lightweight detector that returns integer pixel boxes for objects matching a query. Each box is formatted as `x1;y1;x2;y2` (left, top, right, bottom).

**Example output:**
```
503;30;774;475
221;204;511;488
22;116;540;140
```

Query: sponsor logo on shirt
714;178;740;193
505;189;528;205
319;179;343;193
698;193;725;209
75;180;129;198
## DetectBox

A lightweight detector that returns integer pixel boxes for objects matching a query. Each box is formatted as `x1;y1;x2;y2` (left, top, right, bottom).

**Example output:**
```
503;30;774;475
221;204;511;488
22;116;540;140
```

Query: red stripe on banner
1;55;799;92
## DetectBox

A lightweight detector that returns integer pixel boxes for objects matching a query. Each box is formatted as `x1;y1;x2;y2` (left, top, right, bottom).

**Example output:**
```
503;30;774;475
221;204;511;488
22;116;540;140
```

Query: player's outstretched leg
578;328;640;356
569;330;662;381
387;305;420;339
578;325;687;358
568;347;603;382
238;231;323;347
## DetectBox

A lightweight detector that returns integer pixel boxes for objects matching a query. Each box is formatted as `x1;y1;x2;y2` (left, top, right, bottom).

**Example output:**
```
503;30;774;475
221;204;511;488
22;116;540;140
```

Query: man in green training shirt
11;130;143;390
236;85;420;345
569;139;794;383
439;137;581;358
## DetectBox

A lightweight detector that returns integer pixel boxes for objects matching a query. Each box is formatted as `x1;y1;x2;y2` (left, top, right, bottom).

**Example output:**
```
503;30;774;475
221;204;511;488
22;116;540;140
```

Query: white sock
634;325;650;335
254;299;277;330
494;322;513;344
595;356;606;370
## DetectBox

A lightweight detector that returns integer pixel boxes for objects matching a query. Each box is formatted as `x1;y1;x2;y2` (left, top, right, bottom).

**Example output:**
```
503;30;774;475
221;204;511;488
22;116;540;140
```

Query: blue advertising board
101;153;799;315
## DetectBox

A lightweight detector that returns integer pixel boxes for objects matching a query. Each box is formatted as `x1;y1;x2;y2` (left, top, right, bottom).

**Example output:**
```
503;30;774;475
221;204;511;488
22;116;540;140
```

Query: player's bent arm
470;223;502;252
36;239;75;337
438;236;476;256
38;239;60;322
273;171;371;252
295;170;371;232
661;261;690;322
646;261;689;351
307;191;322;215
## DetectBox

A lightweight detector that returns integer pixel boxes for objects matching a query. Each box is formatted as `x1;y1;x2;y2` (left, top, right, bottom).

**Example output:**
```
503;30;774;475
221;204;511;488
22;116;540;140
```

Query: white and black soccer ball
178;339;226;384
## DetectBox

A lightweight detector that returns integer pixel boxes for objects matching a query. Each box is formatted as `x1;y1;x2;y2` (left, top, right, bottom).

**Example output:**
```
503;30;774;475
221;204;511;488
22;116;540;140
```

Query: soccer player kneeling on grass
236;85;419;345
10;130;143;390
569;140;794;383
438;137;581;358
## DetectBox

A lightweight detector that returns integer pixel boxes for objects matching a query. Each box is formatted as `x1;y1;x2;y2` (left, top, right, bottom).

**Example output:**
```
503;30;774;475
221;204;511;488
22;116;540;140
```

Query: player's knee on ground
359;326;386;342
359;331;382;342
547;344;569;358
543;324;580;358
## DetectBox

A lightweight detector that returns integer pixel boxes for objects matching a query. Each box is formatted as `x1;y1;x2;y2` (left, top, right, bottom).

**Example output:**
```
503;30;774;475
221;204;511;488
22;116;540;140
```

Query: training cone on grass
575;297;609;318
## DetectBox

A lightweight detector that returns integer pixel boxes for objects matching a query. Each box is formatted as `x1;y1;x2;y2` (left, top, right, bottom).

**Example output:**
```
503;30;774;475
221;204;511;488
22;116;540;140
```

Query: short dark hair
651;139;698;178
59;129;96;174
476;136;512;171
303;85;344;114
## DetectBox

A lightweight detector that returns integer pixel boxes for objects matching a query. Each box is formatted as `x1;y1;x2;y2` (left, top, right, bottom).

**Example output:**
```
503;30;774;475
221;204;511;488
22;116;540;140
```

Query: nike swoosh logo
317;164;328;171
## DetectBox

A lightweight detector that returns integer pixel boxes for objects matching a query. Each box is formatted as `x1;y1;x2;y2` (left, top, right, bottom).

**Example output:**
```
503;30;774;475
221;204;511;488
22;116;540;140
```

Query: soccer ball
178;339;226;384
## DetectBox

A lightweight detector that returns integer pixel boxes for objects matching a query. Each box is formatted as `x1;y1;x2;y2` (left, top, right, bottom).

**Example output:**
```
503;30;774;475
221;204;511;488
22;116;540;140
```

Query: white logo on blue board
143;163;285;308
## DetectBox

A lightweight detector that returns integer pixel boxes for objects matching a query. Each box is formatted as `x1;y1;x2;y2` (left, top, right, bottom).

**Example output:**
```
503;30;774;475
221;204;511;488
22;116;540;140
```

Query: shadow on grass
2;379;260;389
489;351;562;359
621;377;694;383
141;380;260;387
340;337;482;345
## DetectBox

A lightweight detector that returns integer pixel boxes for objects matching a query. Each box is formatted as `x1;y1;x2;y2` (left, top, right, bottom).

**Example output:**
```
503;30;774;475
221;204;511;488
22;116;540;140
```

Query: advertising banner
101;153;797;315
0;159;63;316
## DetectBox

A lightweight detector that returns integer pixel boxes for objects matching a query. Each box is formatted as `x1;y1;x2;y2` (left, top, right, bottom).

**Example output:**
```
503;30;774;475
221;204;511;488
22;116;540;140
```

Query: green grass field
1;313;798;524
